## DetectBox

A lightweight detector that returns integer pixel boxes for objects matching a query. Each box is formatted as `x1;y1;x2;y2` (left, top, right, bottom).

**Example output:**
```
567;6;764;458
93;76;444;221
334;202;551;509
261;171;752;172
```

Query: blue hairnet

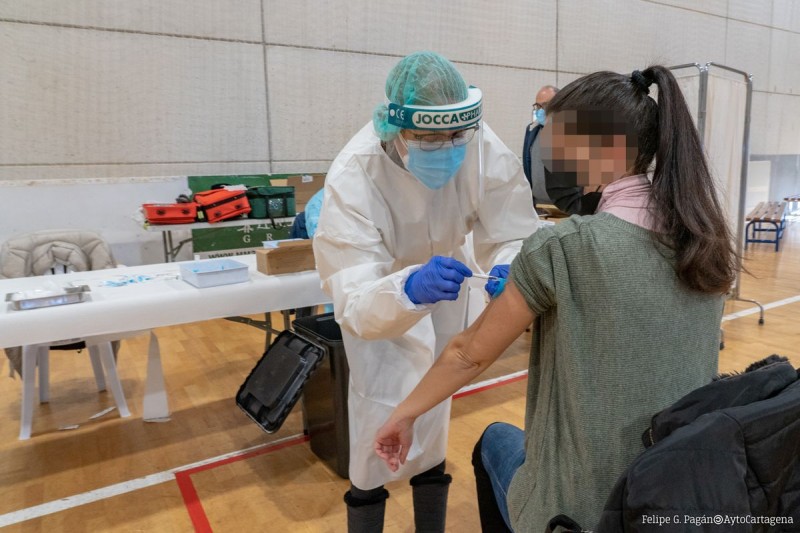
373;51;469;142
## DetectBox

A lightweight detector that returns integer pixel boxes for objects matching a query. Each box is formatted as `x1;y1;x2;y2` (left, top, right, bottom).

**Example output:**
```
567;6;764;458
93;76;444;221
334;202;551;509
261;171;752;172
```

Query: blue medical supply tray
180;259;248;288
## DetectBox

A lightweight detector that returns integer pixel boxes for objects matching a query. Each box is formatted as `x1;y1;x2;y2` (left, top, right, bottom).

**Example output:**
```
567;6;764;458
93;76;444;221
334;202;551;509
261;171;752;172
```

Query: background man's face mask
533;107;546;125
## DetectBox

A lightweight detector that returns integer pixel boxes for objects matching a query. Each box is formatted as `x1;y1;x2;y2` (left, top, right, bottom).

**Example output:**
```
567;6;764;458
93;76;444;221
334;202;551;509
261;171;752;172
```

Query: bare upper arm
454;280;536;368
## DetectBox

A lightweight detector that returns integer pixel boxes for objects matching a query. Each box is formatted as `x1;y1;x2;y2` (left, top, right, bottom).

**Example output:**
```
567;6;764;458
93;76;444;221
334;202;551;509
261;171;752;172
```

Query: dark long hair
545;65;737;294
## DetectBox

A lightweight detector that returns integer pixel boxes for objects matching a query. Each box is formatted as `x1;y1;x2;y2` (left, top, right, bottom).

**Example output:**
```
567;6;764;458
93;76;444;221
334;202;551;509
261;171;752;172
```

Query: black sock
472;431;512;532
344;485;389;533
410;461;452;533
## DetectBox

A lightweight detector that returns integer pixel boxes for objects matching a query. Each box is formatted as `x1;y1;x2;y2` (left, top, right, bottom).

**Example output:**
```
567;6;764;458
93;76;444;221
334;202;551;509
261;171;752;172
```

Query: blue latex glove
485;264;510;298
404;256;473;305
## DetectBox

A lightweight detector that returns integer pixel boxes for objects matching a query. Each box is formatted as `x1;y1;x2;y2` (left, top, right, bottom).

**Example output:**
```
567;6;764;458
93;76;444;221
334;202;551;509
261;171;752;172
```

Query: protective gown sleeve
313;161;429;342
472;129;540;271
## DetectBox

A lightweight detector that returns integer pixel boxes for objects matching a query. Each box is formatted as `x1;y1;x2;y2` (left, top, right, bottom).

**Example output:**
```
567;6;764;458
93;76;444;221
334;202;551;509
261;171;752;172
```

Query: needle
472;273;501;281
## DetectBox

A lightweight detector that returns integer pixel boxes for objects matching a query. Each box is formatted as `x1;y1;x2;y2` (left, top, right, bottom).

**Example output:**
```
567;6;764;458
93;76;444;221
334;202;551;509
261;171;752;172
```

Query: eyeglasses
532;103;545;112
406;126;479;152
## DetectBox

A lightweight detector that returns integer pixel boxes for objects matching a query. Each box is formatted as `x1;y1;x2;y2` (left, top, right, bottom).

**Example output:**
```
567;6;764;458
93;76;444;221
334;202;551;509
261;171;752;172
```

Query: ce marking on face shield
396;109;406;122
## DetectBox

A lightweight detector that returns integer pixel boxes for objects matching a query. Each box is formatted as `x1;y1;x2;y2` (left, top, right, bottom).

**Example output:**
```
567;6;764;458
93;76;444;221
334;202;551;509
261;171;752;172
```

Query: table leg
97;342;131;417
143;332;170;421
161;232;170;263
38;348;49;403
19;346;39;440
265;312;272;351
166;231;175;262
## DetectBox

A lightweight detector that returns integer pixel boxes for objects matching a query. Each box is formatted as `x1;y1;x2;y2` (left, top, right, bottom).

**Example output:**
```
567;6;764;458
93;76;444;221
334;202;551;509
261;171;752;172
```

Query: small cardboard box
286;174;325;212
256;240;315;275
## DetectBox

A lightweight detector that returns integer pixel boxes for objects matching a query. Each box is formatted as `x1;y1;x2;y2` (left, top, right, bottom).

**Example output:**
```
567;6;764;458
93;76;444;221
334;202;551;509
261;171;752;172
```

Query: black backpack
552;356;800;532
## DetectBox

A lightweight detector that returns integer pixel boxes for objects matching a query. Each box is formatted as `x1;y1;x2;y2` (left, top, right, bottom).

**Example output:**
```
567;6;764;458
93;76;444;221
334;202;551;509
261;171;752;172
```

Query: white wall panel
725;20;772;92
0;23;268;170
768;94;800;154
772;0;800;32
559;0;726;74
556;71;584;89
763;94;783;155
751;93;800;156
457;65;558;156
266;47;393;164
0;162;271;181
634;2;728;67
768;29;800;94
263;0;556;70
643;0;727;17
0;1;262;41
748;91;770;155
728;0;773;26
266;45;559;169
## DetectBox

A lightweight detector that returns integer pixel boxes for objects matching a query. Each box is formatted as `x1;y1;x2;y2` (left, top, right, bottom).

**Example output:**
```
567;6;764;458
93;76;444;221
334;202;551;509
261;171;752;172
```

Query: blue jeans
480;422;526;529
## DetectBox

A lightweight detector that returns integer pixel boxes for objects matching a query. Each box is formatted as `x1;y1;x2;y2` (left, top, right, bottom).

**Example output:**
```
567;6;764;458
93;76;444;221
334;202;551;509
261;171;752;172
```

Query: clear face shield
388;87;485;196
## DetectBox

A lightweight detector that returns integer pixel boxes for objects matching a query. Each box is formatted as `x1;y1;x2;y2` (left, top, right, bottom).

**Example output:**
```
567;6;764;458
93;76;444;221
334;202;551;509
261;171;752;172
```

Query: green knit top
507;212;722;530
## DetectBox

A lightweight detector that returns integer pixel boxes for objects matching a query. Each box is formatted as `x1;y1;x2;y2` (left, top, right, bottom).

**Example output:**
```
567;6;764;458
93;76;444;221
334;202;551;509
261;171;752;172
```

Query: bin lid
235;330;325;433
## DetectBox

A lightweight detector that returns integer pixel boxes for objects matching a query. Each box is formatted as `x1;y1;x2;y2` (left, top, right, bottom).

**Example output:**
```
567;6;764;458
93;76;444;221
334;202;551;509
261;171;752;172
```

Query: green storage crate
246;186;296;219
188;175;293;255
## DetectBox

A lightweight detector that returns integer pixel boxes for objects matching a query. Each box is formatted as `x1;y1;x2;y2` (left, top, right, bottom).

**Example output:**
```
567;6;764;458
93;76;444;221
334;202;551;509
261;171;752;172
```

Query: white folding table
0;256;331;437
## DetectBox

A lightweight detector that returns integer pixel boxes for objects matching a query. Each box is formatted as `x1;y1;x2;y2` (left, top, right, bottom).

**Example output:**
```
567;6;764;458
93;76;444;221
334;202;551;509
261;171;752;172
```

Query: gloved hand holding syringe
478;265;510;298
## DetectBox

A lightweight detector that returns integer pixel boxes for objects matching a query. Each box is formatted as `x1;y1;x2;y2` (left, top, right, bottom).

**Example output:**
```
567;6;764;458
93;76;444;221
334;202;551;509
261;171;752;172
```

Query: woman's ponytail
642;65;737;294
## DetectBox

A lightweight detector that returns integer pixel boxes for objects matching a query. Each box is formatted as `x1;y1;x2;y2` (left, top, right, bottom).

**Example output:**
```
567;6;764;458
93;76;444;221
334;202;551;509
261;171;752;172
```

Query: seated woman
374;65;737;531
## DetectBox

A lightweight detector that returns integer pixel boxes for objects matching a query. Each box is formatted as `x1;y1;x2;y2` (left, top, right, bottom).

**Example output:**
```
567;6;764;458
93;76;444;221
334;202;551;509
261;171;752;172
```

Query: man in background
522;85;558;209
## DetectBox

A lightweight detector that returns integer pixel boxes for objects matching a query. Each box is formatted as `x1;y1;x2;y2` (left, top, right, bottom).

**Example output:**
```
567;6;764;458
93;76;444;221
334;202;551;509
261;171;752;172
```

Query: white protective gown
313;122;539;489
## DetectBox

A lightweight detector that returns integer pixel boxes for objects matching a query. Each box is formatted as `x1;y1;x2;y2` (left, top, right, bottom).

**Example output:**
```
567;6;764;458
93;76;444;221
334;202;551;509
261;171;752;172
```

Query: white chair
1;230;135;439
19;334;135;440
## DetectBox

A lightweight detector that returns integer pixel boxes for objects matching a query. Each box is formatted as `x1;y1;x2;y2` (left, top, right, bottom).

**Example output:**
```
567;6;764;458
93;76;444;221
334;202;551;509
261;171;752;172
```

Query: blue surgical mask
534;108;546;125
405;142;467;189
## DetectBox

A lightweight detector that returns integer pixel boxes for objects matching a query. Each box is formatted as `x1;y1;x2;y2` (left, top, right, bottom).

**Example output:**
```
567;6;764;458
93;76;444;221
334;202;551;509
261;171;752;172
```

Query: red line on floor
175;435;310;531
178;371;527;531
179;434;310;477
175;470;213;533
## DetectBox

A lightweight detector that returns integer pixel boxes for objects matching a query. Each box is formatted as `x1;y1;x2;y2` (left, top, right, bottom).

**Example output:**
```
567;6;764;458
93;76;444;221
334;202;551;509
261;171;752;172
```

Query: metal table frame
144;217;294;262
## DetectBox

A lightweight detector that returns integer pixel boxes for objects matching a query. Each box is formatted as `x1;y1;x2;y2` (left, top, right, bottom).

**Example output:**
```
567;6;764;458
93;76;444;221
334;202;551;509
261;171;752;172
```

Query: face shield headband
388;86;485;200
387;87;483;131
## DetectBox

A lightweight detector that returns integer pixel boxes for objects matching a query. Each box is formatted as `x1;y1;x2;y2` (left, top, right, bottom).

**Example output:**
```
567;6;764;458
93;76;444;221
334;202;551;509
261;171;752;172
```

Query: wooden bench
745;201;787;252
785;194;800;214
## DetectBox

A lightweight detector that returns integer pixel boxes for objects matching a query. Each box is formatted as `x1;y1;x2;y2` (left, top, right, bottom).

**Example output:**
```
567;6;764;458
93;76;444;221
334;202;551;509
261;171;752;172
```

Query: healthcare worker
313;51;538;532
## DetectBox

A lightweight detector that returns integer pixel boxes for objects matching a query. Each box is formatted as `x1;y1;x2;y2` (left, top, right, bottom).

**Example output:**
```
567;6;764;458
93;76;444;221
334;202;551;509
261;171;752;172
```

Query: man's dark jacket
594;356;800;532
522;122;542;188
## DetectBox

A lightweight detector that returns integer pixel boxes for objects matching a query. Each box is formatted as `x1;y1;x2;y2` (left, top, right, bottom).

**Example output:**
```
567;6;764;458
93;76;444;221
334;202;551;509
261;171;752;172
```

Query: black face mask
543;166;602;216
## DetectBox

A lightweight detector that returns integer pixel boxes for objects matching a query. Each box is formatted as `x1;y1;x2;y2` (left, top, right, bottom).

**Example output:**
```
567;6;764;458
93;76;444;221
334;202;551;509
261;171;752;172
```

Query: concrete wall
1;1;798;264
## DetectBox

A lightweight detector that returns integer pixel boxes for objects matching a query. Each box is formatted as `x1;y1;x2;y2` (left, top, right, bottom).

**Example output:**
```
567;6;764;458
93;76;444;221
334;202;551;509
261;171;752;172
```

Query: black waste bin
293;313;350;479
